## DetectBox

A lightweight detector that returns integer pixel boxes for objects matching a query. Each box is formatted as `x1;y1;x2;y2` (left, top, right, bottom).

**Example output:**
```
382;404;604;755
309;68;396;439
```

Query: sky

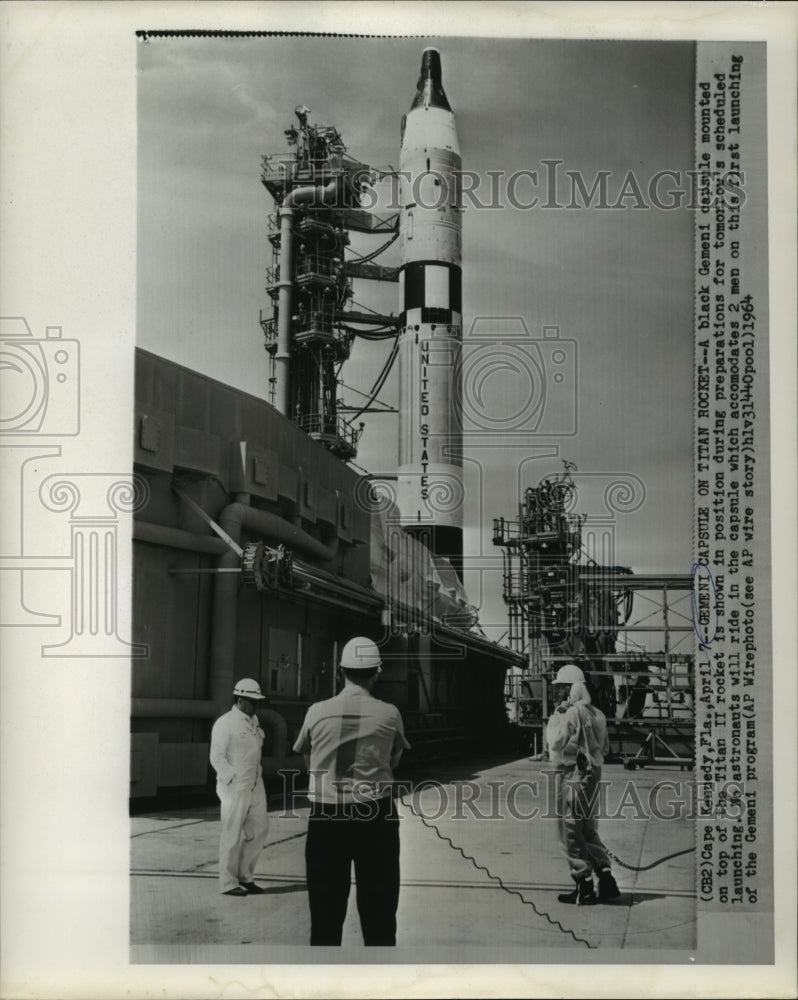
137;35;696;638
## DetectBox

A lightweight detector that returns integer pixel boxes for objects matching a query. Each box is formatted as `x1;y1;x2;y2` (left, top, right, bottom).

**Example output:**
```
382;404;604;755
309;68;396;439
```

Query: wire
349;329;399;340
350;298;384;316
346;232;399;264
338;379;386;402
344;332;400;423
606;846;694;872
621;588;634;624
399;791;597;949
349;338;398;419
346;458;372;476
615;634;649;655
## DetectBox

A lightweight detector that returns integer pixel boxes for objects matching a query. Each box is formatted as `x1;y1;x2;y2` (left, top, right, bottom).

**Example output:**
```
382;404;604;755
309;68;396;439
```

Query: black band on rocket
403;262;462;314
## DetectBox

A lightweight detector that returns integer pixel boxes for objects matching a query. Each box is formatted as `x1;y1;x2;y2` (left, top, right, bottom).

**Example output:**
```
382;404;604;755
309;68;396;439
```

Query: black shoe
241;881;266;895
557;876;596;905
223;886;248;897
597;869;621;900
557;885;579;904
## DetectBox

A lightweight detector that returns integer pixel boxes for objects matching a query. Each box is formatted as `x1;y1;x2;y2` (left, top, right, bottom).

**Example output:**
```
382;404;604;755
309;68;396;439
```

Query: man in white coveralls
209;678;270;896
546;663;622;905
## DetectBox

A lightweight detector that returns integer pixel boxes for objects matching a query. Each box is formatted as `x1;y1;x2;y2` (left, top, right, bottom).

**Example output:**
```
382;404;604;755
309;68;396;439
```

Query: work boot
597;868;621;900
557;876;596;905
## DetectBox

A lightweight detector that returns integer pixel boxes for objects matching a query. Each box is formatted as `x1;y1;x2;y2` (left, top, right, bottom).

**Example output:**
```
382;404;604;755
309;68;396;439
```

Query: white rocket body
397;48;463;573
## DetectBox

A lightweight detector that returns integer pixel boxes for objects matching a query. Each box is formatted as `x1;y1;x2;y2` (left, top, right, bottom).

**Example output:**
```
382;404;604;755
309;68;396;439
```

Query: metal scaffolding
260;107;399;461
494;467;695;767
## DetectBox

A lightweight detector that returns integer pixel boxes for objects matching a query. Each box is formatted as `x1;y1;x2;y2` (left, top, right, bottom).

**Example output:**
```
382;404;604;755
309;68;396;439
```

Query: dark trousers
305;797;400;946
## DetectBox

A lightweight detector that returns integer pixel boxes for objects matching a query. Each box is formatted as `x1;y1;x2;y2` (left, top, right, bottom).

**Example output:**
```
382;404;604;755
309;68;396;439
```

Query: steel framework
494;467;695;766
260;108;399;461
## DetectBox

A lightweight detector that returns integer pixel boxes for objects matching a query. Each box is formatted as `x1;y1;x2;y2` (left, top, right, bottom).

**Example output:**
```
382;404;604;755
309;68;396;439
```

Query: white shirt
293;683;411;804
209;705;265;791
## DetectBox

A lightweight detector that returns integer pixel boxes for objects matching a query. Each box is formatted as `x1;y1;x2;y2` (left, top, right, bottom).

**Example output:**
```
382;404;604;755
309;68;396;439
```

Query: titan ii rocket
397;48;464;578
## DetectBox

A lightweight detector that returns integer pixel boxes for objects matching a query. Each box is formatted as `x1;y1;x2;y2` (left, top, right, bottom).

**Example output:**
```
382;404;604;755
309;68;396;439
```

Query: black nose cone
410;47;452;112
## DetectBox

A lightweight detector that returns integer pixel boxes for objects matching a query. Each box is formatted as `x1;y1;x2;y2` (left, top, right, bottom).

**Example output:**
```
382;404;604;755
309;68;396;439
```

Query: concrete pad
132;819;219;873
131;756;697;960
132;874;309;947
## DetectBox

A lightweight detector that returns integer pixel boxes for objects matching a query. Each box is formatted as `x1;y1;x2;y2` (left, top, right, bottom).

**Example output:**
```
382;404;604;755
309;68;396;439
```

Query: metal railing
295;255;337;283
260;314;277;347
261;154;297;185
259;312;352;357
294;411;362;451
294;309;335;336
261;153;351;188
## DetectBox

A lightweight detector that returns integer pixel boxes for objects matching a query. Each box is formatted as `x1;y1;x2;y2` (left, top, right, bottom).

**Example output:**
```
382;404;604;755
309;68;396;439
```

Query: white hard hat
554;663;585;685
232;678;265;700
340;637;382;671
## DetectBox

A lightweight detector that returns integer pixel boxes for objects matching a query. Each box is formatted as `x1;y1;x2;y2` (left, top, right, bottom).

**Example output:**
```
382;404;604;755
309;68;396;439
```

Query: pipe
274;179;341;415
293;564;382;605
134;516;376;605
289;585;379;618
135;515;377;623
274;206;294;415
135;498;345;777
136;504;339;564
132;698;217;718
220;501;339;564
210;500;339;709
130;698;302;775
135;498;345;786
210;511;249;708
133;521;228;555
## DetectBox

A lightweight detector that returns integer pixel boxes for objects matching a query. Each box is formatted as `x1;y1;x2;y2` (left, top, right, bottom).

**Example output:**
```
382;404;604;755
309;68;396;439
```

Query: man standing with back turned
293;636;410;946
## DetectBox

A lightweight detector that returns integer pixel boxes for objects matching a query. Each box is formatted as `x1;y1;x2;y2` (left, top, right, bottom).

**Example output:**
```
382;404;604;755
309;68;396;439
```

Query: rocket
396;48;464;577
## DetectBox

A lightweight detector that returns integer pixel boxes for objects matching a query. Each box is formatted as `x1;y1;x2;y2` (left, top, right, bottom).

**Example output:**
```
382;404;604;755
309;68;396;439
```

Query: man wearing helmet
546;663;621;906
209;678;270;896
293;636;411;946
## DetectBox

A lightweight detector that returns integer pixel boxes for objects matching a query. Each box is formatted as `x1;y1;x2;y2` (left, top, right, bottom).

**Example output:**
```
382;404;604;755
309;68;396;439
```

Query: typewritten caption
693;46;771;914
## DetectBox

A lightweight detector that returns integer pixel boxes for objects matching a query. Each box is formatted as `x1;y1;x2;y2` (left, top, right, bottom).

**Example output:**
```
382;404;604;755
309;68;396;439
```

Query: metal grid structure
493;467;695;766
260;107;400;462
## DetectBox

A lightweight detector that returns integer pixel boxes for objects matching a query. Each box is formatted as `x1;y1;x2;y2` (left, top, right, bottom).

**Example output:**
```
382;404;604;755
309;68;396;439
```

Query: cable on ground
606;846;694;872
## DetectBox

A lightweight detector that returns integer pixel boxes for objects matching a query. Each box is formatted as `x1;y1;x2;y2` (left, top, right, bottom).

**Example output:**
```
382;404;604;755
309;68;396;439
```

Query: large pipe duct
133;521;228;556
132;698;217;718
275;179;341;414
133;504;339;563
209;500;339;709
130;698;299;776
224;502;339;563
133;517;380;609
